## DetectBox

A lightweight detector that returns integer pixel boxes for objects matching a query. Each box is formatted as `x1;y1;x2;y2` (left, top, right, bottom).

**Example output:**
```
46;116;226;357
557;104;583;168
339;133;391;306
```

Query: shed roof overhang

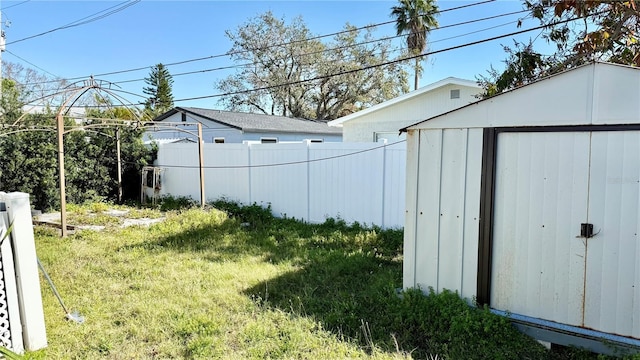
401;62;640;132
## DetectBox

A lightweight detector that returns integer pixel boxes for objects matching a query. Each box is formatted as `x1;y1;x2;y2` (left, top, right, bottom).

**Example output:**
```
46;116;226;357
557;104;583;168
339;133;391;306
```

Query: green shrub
391;288;548;359
211;199;274;230
157;195;196;211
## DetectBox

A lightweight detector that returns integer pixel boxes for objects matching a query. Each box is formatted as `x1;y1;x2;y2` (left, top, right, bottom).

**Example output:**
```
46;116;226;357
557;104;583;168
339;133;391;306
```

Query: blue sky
1;0;551;109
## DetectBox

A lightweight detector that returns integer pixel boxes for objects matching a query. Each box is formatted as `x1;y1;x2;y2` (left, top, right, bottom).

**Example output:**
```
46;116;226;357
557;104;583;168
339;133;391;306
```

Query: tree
0;111;60;210
216;12;409;121
527;0;640;66
477;41;550;98
478;1;640;97
0;70;154;210
0;78;25;123
2;61;71;110
81;102;155;203
143;63;174;120
391;0;439;90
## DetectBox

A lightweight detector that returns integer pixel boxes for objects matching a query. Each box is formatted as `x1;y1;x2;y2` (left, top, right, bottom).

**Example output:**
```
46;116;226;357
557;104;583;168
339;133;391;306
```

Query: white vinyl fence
0;192;48;353
154;141;406;228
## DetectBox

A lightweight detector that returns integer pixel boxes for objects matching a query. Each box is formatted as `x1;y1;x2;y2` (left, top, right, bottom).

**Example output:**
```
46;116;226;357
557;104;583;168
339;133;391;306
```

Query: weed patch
30;202;631;359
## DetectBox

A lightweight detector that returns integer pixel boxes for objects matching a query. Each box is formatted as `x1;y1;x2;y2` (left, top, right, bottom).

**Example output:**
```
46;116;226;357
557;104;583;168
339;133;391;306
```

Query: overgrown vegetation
0;78;155;211
478;0;640;98
29;202;638;359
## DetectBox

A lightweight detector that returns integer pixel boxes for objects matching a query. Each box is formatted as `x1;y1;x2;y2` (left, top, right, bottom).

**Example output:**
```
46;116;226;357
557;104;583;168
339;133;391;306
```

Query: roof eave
400;62;610;132
242;128;342;135
329;77;480;126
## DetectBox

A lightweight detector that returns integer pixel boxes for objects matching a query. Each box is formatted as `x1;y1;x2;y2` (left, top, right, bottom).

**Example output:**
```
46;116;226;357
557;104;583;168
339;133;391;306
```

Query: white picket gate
154;141;406;228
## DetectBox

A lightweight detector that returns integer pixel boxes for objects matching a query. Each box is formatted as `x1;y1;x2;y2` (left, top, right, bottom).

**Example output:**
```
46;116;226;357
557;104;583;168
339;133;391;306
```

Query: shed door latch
580;223;594;238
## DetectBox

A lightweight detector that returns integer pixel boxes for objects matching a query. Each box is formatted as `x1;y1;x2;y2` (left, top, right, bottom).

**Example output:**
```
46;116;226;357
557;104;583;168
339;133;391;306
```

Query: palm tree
391;0;439;90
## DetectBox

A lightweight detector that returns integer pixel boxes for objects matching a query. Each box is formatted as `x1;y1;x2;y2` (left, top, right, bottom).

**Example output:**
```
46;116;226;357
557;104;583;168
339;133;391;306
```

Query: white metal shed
402;62;640;353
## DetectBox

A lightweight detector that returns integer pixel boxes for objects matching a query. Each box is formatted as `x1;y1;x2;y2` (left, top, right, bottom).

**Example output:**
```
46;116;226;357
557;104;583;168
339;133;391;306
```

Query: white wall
342;84;480;142
155;141;406;228
146;112;342;143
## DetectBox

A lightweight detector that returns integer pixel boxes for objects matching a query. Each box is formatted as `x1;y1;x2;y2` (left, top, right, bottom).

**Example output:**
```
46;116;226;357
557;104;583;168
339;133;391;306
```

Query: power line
22;13;577;108
6;0;140;45
21;0;497;85
21;5;527;87
4;49;60;78
172;15;585;103
150;139;407;169
1;0;30;10
112;12;526;86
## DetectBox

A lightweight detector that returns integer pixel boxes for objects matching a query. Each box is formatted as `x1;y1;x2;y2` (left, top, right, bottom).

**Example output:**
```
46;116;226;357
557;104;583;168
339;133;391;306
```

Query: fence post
1;192;47;351
247;143;252;205
306;141;311;222
381;143;387;228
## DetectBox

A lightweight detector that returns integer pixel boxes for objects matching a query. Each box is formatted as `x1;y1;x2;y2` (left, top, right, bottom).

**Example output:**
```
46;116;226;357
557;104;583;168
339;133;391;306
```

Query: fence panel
249;143;309;220
203;143;251;204
156;143;201;201
156;141;406;228
308;143;385;225
382;141;407;228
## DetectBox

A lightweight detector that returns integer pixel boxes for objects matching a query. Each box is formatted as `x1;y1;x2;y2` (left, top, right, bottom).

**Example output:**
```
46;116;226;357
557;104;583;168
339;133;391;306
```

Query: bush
211;199;274;230
391;288;548;359
157;195;196;211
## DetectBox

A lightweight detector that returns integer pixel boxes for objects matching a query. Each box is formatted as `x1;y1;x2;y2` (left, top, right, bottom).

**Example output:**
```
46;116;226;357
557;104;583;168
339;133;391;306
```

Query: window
214;137;225;143
450;89;460;99
374;132;406;143
260;137;278;143
181;112;187;122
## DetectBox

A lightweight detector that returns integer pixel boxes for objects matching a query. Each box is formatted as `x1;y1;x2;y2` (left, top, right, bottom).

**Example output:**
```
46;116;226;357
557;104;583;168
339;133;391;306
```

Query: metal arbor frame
3;78;206;236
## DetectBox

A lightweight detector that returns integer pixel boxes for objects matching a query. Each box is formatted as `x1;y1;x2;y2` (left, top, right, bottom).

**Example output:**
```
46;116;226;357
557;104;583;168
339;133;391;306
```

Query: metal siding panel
491;133;525;312
537;134;589;324
461;128;483;300
593;65;640;124
414;130;443;291
636;224;640;339
491;132;589;327
411;65;599;130
437;129;468;293
403;131;420;288
585;131;640;338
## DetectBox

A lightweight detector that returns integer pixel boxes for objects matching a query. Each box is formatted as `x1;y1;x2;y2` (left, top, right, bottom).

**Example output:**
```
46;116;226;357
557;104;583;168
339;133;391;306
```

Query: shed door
491;131;640;339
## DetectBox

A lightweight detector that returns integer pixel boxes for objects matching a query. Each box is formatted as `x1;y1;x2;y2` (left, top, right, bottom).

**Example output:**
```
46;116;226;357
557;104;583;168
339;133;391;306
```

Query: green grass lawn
26;202;627;359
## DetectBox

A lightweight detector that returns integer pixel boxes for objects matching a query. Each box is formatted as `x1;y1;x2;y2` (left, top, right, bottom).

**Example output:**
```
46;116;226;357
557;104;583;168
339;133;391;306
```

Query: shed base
491;309;640;356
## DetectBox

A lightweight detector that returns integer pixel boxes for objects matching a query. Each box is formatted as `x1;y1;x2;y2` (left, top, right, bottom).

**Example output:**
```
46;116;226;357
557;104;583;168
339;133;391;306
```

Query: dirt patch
34;211;165;232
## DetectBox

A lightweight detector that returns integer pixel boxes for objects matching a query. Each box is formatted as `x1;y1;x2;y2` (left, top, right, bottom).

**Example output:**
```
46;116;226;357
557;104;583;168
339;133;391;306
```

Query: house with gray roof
145;107;342;144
